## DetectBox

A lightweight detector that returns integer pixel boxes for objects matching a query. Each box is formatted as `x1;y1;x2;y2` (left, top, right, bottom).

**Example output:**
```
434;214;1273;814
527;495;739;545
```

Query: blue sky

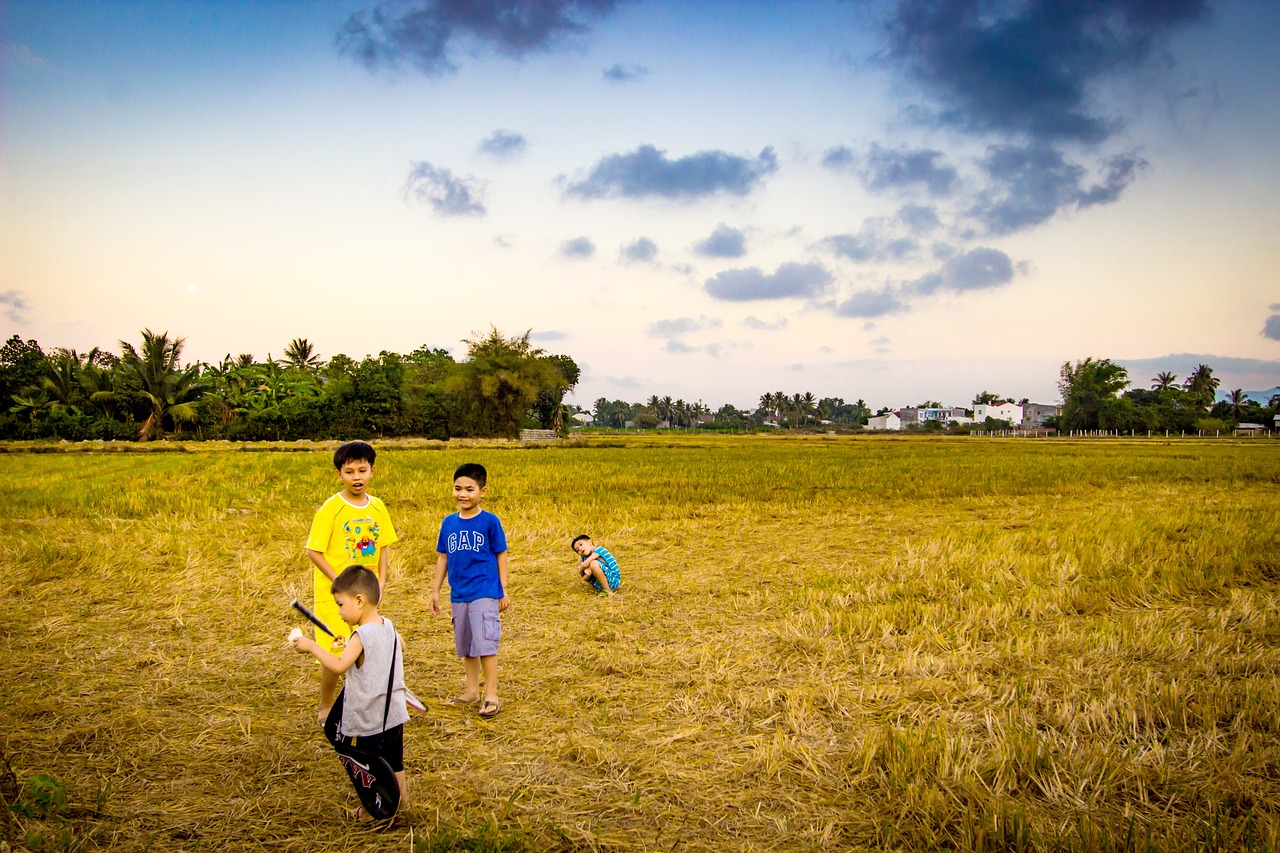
3;0;1279;410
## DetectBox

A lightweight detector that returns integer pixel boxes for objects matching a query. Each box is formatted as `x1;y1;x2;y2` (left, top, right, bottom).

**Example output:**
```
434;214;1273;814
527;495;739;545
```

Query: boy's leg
462;656;482;701
319;668;339;724
589;563;612;594
481;654;499;704
395;770;408;810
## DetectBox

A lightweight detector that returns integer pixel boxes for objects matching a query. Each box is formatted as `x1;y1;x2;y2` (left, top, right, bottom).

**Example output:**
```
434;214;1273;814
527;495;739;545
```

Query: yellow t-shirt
305;492;398;646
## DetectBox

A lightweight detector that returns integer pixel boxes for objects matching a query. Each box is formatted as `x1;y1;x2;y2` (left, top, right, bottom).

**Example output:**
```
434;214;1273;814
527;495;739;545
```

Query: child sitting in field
571;534;622;596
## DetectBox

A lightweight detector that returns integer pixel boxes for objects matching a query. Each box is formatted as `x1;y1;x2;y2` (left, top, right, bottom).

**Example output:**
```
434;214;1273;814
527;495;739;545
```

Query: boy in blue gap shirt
431;462;509;718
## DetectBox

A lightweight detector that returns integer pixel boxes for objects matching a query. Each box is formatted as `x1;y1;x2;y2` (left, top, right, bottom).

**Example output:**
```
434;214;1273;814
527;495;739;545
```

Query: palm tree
118;329;206;441
801;391;816;424
40;349;86;414
78;348;120;418
1184;364;1219;410
284;338;321;372
1152;371;1177;392
1227;389;1248;421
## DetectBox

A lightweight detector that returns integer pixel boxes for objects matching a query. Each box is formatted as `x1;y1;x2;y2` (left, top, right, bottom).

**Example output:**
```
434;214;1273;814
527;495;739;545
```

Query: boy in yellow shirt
306;441;399;722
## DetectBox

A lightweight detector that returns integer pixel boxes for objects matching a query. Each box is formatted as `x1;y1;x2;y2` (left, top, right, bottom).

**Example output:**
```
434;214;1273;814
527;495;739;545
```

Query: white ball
289;628;303;641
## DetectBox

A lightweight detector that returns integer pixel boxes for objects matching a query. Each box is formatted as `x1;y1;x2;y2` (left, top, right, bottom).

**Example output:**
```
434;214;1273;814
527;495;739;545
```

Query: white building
867;412;902;431
974;401;1023;424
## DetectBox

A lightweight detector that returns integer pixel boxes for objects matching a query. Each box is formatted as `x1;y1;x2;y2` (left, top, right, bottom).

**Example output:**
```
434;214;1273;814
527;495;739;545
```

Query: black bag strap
381;631;397;734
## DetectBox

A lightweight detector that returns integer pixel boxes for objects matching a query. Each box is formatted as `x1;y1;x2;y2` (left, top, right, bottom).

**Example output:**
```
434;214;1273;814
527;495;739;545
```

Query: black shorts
325;692;405;773
350;724;404;773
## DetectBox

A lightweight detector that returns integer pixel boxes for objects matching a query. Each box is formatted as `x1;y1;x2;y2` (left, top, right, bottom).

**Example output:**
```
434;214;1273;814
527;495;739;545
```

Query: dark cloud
850;143;958;196
743;315;788;331
338;0;622;75
1119;353;1280;393
603;63;647;82
0;289;30;324
906;247;1015;296
620;237;658;263
478;129;527;159
820;146;857;171
886;0;1208;145
1264;314;1280;342
564;145;778;201
648;316;722;338
898;204;941;235
820;220;918;264
560;236;596;258
705;262;832;302
404;162;486;216
835;287;907;319
1076;152;1148;207
694;224;747;258
967;144;1145;235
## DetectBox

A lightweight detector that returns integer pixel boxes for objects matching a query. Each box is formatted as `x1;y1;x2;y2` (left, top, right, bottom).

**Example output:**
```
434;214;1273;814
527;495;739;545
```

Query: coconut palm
284;338;322;372
1184;364;1219;410
1227;389;1248;421
801;391;816;424
40;349;86;415
77;348;120;418
118;329;206;441
1152;371;1178;392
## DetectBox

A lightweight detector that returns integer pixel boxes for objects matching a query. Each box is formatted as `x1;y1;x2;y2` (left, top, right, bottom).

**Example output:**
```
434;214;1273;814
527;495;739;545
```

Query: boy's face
573;539;593;557
338;458;374;499
453;476;485;512
333;591;364;628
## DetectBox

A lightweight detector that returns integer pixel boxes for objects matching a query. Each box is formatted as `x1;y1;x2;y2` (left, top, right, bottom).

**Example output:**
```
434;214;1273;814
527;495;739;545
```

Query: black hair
334;440;376;470
571;534;591;551
331;564;381;604
453;462;487;488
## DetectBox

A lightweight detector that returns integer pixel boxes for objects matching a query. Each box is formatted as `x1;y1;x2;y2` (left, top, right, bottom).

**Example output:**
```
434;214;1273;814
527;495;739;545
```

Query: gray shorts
451;598;501;658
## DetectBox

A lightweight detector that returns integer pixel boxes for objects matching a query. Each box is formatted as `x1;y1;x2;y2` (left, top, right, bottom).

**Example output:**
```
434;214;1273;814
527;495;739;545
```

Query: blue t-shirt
436;509;508;603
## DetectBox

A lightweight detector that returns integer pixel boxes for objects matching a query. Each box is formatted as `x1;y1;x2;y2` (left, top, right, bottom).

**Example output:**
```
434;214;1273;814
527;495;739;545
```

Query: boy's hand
499;596;510;612
430;589;441;615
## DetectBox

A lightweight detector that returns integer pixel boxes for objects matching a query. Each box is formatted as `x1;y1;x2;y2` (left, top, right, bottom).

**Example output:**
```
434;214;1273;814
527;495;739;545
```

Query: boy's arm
378;544;392;597
497;550;510;611
306;548;338;582
292;631;364;675
430;553;448;615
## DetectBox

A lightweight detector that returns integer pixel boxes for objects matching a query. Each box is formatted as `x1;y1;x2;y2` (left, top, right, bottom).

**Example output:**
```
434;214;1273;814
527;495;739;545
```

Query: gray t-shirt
341;617;410;738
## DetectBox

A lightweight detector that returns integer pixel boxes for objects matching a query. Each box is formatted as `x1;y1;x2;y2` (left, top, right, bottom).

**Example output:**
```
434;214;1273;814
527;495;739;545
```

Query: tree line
584;393;874;431
1057;357;1278;433
0;328;579;441
3;331;1274;442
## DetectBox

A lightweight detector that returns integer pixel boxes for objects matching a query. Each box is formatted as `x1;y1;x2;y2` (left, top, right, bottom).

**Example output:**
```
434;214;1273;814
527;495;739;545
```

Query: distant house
1022;403;1060;429
867;412;902;431
1236;423;1267;436
974;401;1023;424
571;412;593;426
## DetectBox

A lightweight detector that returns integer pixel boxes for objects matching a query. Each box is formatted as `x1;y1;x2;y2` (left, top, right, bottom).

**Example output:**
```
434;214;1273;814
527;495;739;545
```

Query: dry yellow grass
4;434;1280;851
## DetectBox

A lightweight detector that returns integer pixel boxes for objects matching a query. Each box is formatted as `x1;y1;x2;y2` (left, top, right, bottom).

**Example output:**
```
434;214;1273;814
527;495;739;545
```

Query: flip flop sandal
479;700;501;718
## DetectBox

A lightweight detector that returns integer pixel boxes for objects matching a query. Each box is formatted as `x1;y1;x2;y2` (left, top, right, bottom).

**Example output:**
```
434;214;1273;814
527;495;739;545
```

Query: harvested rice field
5;434;1280;852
